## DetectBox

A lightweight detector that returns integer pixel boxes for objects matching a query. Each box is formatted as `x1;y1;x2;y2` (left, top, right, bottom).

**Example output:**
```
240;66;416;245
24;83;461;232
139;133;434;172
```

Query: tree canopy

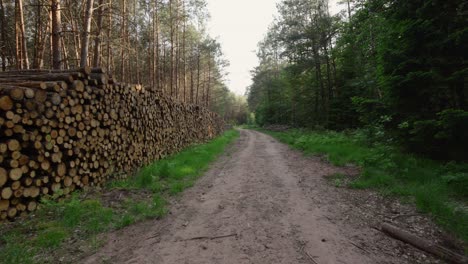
247;0;467;160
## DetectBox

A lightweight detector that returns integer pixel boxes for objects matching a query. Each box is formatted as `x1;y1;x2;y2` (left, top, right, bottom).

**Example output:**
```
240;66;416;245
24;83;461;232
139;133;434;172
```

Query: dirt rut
84;129;441;264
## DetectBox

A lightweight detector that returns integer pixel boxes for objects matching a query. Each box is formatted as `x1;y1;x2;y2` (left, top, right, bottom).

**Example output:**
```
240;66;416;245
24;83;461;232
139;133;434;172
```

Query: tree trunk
93;0;104;67
206;59;211;107
169;0;174;96
323;43;333;99
51;0;62;69
190;60;194;103
106;0;112;73
0;0;7;71
181;0;186;102
196;47;200;104
15;0;29;69
120;0;127;82
32;1;40;69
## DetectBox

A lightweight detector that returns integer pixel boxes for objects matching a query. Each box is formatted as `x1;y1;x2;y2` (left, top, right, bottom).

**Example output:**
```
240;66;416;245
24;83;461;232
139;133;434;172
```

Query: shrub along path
85;129;465;264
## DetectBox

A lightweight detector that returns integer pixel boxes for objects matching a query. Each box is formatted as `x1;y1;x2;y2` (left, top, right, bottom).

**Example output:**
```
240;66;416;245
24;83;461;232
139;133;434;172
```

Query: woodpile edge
0;67;225;220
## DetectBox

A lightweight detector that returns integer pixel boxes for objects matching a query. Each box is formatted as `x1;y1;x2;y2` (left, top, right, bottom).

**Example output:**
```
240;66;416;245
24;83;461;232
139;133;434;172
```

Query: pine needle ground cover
0;130;239;264
263;129;468;243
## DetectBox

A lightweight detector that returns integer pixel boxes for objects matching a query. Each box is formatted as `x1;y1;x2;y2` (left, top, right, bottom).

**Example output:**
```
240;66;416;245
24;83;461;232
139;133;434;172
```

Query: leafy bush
397;109;468;160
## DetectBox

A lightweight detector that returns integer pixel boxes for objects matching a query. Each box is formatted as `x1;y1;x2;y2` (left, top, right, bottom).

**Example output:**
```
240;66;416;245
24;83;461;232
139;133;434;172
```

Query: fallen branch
181;233;237;242
349;241;371;254
381;223;467;264
146;224;171;240
390;214;420;221
300;245;319;264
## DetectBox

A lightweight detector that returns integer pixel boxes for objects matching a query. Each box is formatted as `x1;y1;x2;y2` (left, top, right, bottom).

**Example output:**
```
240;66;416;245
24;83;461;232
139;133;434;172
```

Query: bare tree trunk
175;0;180;99
190;62;194;103
15;0;29;69
61;35;69;69
330;38;338;96
0;0;7;71
148;4;153;87
65;4;80;66
206;59;211;107
93;0;104;67
162;41;167;93
80;0;94;67
120;0;127;82
106;0;112;73
312;37;325;119
51;0;62;69
169;0;174;96
323;44;333;99
347;0;352;21
15;1;20;69
32;1;42;69
153;0;160;91
37;6;51;69
196;47;200;104
133;0;140;84
182;5;187;102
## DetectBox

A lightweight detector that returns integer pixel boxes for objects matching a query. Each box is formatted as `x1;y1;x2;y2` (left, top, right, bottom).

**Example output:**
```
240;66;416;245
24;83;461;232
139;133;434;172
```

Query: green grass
327;173;347;188
262;128;468;243
0;130;239;264
111;129;239;192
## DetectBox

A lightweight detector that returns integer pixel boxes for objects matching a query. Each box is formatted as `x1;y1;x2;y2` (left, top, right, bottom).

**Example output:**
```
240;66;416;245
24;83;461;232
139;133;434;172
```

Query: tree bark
51;0;62;69
120;0;127;82
32;1;44;69
0;0;7;71
169;0;174;96
93;0;104;67
15;0;29;69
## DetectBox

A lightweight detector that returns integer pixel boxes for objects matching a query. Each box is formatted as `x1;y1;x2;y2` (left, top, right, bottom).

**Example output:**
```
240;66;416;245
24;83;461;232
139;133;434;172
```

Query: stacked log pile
0;67;224;220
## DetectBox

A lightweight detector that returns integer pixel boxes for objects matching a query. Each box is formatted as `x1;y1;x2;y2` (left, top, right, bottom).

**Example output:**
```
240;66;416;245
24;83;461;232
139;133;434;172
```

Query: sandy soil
83;129;450;264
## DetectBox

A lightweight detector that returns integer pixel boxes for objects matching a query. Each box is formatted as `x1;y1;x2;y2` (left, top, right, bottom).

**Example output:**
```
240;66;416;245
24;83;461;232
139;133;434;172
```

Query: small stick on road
349;241;371;254
181;233;238;242
300;245;319;264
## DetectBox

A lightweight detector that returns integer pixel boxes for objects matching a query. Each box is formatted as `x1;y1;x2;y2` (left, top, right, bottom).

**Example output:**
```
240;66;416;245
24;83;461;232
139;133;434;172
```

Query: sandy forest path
84;129;441;264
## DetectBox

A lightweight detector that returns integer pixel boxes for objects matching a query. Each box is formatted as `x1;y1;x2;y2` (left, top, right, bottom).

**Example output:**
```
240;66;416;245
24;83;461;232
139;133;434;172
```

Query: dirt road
84;129;442;264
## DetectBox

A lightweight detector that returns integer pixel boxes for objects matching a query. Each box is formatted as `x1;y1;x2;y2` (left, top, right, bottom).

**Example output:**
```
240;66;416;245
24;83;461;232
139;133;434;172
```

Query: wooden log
13;188;23;198
0;168;7;187
7;139;21;151
49;92;62;105
89;73;108;85
7;207;17;218
0;95;13;110
0;86;25;101
0;199;9;211
27;201;37;211
1;187;12;199
0;73;76;83
381;223;468;264
0;81;47;89
0;67;91;75
0;143;7;153
34;89;47;103
11;180;21;190
90;67;106;74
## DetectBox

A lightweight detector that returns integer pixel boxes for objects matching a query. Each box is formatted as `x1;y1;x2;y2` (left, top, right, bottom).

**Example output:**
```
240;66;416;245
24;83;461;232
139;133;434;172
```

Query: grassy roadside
0;129;240;264
260;128;468;243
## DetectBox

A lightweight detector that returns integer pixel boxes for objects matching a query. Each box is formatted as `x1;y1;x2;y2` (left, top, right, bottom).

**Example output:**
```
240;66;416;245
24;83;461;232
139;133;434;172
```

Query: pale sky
206;0;341;96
